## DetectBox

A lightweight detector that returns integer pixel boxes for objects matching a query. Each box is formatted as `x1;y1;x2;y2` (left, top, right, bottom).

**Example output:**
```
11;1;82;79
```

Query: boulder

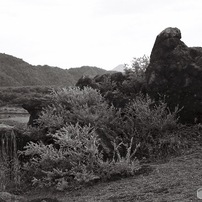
146;27;202;124
22;97;51;126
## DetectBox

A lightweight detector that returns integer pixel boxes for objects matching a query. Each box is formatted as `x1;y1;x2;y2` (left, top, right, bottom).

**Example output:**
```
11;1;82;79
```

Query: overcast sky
0;0;201;70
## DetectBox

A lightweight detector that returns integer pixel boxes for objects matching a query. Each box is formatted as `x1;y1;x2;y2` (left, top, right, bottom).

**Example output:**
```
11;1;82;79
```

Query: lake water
0;113;29;123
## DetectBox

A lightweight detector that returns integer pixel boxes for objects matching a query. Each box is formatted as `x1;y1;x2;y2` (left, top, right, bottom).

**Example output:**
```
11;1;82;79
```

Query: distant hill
68;66;109;82
112;64;125;72
0;53;109;87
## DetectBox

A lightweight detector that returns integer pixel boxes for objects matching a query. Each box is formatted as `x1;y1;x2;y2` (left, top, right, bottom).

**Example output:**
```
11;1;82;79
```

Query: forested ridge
0;53;109;87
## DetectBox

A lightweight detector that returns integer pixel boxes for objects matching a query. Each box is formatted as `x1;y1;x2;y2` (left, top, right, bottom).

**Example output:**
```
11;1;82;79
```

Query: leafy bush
126;94;179;131
31;86;119;157
76;56;150;109
97;137;141;181
27;87;192;161
124;55;149;81
114;94;189;159
20;123;140;190
20;86;201;191
37;86;116;127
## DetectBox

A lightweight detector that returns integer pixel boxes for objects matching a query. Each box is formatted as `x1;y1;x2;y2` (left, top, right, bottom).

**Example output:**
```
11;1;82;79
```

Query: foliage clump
11;55;202;192
76;55;150;108
30;87;119;155
20;87;141;190
20;123;140;190
118;94;188;159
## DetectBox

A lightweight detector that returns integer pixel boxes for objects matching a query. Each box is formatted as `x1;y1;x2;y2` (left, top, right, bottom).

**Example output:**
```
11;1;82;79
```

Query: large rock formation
146;27;202;124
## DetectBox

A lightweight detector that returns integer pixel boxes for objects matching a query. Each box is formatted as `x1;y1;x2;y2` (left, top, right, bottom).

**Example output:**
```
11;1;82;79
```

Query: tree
124;55;150;82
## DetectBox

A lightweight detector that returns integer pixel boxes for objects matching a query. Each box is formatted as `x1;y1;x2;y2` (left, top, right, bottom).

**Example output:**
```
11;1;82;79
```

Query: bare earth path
25;148;202;202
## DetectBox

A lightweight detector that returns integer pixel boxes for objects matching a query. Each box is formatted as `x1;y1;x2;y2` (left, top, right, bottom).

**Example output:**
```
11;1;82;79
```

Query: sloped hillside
0;53;75;86
112;64;125;72
0;53;110;87
68;66;109;81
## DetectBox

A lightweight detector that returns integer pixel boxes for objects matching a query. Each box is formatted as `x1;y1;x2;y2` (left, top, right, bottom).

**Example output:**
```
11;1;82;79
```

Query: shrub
20;123;140;190
20;86;201;191
126;94;179;131
97;137;141;181
76;56;150;109
37;86;116;127
27;87;191;161
32;86;119;157
124;55;149;81
115;93;188;159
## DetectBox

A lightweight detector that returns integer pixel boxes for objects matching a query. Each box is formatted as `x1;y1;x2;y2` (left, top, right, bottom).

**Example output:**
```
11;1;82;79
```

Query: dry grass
22;147;202;202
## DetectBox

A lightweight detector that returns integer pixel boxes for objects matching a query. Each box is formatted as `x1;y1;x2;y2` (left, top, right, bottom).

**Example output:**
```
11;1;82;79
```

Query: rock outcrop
22;97;51;126
146;27;202;124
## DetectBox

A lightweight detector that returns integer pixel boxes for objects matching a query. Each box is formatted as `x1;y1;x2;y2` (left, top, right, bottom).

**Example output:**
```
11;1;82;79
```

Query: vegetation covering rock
16;86;199;194
76;55;149;109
